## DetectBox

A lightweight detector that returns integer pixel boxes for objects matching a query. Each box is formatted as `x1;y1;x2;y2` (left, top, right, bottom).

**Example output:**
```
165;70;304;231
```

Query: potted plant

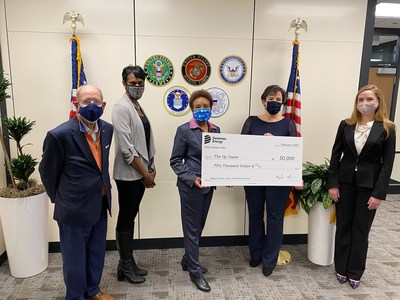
294;160;336;266
0;71;48;278
294;160;332;213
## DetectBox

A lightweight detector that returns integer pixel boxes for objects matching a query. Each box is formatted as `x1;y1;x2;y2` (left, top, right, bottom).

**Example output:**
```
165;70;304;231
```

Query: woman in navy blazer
327;84;396;289
170;89;220;293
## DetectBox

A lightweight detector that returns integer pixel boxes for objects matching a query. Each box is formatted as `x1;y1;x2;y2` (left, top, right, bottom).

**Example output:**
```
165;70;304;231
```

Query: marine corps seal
181;54;211;85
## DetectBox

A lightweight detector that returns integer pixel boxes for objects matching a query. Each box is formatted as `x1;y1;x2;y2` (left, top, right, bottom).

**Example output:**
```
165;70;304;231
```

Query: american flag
283;40;301;135
69;35;87;119
284;39;301;217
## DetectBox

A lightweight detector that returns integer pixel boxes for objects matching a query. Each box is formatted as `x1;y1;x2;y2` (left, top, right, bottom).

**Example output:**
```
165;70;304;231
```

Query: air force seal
164;86;191;116
207;87;229;118
219;55;246;85
181;54;211;85
144;55;174;86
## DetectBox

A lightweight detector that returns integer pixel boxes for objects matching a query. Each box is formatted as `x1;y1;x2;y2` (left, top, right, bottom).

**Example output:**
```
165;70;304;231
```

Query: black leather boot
116;230;145;284
129;226;148;276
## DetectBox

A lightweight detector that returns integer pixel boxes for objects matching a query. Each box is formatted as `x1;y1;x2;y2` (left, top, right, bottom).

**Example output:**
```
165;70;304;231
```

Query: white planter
307;201;336;266
0;192;49;278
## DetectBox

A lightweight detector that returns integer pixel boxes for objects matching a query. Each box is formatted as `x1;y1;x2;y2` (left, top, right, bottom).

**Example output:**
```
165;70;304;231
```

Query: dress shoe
249;259;261;268
336;273;348;284
181;258;208;274
189;272;211;292
349;278;360;289
86;291;116;300
262;266;274;277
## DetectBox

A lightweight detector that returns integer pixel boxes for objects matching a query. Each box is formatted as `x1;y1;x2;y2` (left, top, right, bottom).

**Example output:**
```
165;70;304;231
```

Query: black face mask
266;101;282;115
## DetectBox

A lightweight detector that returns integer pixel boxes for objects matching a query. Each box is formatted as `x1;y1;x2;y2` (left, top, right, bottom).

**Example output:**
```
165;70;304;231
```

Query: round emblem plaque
144;54;174;86
207;87;229;118
181;54;211;85
163;86;191;116
219;55;247;85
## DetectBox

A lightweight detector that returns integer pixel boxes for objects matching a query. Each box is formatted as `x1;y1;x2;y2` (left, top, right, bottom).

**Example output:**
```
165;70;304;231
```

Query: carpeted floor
1;194;399;300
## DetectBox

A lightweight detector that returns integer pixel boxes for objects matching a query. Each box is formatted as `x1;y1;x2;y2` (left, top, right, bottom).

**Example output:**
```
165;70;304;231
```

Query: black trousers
115;179;145;232
335;180;376;280
179;188;213;277
244;186;290;268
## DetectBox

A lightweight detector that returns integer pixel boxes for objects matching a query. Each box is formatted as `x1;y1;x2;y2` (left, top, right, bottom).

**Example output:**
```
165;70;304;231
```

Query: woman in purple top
241;85;297;276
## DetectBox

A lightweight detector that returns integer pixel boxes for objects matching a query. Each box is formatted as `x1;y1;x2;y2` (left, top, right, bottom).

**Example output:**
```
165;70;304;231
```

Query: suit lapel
193;128;203;144
359;122;384;157
71;118;100;171
100;124;111;169
344;124;358;157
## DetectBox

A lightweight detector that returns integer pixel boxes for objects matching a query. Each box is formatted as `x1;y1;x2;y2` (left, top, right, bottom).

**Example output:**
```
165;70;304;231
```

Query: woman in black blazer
327;84;396;289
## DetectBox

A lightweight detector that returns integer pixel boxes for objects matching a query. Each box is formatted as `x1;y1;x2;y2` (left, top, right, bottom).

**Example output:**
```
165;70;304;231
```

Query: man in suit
39;85;115;300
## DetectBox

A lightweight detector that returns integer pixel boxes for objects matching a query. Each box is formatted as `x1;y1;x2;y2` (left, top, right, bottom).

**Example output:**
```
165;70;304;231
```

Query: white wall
0;0;368;252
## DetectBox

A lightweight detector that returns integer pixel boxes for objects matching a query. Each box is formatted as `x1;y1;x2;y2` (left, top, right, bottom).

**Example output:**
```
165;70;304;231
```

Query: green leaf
311;178;323;194
322;192;332;209
11;154;38;186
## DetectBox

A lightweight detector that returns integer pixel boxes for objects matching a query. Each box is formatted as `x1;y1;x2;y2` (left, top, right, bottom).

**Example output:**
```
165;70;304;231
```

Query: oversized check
201;133;302;186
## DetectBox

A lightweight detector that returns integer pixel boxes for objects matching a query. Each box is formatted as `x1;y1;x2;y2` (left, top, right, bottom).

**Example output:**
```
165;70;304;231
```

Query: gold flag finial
63;11;84;36
289;17;307;41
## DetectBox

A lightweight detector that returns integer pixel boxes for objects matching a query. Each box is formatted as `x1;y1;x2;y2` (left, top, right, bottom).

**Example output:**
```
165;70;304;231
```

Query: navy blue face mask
265;101;282;115
79;103;103;122
193;108;211;122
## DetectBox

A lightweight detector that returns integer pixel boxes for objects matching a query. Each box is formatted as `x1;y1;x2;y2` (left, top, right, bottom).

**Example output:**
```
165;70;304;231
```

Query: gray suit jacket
112;94;156;181
170;120;220;194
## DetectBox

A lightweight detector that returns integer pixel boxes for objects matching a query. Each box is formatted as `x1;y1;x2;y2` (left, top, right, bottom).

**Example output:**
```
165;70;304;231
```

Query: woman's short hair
189;89;213;110
122;65;146;82
261;85;287;104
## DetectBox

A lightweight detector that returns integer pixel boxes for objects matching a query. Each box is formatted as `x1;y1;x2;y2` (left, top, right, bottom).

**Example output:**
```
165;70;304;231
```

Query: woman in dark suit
170;89;220;293
241;85;297;277
327;84;396;289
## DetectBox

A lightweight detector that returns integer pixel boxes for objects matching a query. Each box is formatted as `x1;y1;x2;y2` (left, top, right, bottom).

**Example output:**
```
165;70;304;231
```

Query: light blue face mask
193;108;211;122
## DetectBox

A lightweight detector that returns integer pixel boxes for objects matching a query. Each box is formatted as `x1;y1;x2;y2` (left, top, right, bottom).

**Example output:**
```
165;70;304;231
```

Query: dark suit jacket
170;121;220;194
327;120;396;200
39;117;113;227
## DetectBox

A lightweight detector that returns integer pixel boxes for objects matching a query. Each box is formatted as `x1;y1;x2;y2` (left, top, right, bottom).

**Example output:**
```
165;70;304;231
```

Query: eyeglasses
80;99;102;107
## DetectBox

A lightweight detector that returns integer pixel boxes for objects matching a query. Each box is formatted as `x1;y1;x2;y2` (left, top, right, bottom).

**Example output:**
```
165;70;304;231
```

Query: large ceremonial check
201;133;303;186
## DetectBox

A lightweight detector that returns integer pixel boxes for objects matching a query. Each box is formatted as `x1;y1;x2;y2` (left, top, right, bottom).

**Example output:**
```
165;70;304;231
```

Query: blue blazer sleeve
39;131;64;203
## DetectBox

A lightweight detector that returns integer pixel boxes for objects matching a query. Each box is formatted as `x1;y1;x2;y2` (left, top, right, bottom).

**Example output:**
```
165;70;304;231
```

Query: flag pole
277;17;308;267
63;11;86;119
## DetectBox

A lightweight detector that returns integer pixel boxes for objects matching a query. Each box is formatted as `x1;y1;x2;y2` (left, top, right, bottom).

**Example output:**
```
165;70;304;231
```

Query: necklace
133;102;140;110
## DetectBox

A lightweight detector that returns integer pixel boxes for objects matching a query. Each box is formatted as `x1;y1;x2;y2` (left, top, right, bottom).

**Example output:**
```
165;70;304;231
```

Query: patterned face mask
193;108;211;122
127;85;145;100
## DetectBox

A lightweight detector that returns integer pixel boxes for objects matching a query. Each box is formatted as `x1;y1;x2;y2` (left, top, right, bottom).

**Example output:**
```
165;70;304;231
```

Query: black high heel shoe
189;272;211;292
249;259;261;268
181;258;208;274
